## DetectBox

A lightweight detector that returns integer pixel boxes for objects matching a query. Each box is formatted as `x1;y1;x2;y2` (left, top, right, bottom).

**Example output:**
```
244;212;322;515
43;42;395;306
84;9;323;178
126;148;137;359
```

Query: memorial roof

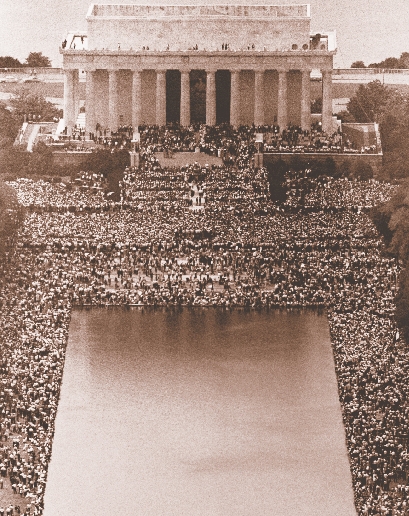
87;4;310;19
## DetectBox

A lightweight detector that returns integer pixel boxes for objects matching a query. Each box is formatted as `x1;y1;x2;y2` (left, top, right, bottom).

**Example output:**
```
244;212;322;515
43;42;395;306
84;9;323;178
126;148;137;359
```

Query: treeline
0;52;52;69
351;52;409;69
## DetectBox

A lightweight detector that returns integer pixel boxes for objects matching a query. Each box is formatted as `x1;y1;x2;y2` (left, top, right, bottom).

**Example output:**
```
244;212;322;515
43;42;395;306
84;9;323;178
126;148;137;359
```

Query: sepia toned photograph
0;0;409;514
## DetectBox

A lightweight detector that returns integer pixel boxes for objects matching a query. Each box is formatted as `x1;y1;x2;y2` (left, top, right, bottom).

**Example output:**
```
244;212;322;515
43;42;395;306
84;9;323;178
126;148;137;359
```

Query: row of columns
64;68;333;135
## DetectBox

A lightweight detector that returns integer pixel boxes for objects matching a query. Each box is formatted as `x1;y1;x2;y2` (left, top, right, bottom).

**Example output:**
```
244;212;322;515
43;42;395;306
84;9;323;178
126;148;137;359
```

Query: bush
351;160;374;180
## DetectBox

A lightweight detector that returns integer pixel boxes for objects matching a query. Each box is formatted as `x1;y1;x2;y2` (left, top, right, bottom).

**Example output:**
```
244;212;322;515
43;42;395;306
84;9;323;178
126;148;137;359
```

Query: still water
44;309;356;516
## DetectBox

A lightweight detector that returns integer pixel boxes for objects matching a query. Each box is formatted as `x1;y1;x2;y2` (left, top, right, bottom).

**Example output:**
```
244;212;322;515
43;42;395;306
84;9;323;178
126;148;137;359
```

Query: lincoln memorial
60;3;336;136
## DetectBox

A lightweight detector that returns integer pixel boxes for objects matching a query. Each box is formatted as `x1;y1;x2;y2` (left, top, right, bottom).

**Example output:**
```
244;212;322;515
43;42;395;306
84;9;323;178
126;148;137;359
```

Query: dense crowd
8;176;108;212
284;169;399;211
0;125;405;515
60;123;380;157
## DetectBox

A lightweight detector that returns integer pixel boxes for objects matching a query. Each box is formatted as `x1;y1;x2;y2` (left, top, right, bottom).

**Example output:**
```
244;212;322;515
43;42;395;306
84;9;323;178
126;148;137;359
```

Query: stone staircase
76;112;86;129
26;125;41;152
55;118;66;137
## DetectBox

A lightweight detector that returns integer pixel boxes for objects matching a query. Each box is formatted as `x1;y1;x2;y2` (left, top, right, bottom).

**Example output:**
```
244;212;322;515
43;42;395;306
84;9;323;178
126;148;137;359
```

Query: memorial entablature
61;4;336;136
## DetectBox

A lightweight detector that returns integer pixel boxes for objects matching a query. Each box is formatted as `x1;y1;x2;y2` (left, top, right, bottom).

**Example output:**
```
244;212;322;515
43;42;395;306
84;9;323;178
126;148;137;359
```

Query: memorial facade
61;4;336;135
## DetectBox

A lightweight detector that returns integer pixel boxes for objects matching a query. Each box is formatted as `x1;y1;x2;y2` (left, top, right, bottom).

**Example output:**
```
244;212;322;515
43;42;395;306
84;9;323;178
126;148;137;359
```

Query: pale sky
1;0;407;68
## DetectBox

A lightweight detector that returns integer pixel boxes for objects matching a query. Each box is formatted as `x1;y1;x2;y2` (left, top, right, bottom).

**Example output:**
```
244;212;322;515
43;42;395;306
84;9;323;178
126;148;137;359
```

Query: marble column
63;69;76;135
277;69;288;132
85;70;95;136
254;70;264;127
322;70;333;133
206;70;216;126
131;70;142;135
230;70;240;128
156;70;167;127
73;70;80;127
180;70;191;127
108;70;119;132
300;70;311;132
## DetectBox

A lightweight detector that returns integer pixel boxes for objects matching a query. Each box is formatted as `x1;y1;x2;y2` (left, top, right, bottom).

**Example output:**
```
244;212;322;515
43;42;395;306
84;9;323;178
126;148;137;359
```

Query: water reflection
44;309;356;516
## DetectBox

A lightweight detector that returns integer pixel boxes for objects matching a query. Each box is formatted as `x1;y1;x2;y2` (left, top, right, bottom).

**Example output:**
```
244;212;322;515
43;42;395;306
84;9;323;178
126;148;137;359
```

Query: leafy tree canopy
372;179;409;339
347;80;390;123
336;110;356;123
0;103;20;148
351;61;366;68
367;52;409;69
0;56;24;68
25;52;51;68
371;179;409;261
9;89;61;123
29;141;54;176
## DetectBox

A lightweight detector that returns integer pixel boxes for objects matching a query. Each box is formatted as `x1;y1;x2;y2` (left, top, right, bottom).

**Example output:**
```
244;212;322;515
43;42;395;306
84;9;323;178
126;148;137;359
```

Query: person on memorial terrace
0;127;404;515
72;122;376;157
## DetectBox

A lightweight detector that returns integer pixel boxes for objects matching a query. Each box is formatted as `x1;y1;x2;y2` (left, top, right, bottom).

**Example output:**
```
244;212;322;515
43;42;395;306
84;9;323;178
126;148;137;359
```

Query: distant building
61;3;336;135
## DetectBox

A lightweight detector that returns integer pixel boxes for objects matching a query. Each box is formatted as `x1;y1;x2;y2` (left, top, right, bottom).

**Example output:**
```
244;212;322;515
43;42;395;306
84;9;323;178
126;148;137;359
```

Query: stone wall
87;5;311;52
52;151;88;168
52;151;383;180
263;152;384;177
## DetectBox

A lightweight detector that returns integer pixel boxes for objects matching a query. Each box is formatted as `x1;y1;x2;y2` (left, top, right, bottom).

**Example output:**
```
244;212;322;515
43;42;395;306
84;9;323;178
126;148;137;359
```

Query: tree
378;90;409;179
29;141;54;175
0;103;20;148
347;80;390;123
370;180;409;339
366;52;409;69
400;52;409;68
336;110;356;123
9;89;61;123
0;146;30;178
24;52;51;68
351;61;365;68
351;160;373;180
0;56;24;68
372;179;409;261
368;57;404;69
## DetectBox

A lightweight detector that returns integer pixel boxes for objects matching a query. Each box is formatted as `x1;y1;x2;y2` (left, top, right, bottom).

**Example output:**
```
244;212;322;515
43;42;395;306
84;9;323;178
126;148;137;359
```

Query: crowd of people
8;176;108;212
283;169;399;211
0;123;405;515
59;123;380;159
